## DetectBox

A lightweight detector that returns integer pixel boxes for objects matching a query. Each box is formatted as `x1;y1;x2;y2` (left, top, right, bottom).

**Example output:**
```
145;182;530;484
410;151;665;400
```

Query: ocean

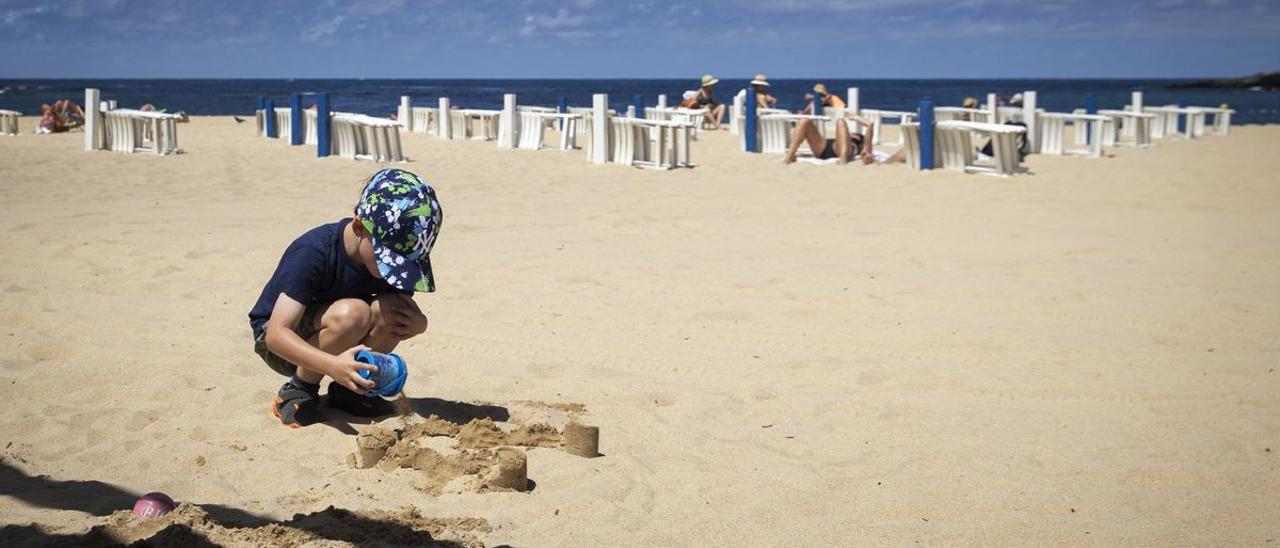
1;78;1277;125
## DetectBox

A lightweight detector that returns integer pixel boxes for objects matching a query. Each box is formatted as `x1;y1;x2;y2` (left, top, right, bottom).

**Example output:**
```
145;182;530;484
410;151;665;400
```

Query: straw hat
701;74;720;87
750;73;770;87
1010;93;1024;106
813;83;828;95
962;96;978;108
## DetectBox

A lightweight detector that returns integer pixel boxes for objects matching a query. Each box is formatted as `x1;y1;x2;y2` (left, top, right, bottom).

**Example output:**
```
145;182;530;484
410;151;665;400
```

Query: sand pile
347;415;598;494
79;503;490;547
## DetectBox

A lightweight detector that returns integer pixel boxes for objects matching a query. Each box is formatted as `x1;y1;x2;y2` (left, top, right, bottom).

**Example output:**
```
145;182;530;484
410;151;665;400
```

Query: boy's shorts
253;303;326;377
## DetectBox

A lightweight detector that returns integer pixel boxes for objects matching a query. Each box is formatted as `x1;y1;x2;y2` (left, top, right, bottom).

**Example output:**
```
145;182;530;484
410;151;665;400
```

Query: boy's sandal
327;382;396;418
272;383;322;428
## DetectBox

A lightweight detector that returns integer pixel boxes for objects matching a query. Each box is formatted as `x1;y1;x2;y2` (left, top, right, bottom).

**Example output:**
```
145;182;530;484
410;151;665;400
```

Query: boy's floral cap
354;168;442;293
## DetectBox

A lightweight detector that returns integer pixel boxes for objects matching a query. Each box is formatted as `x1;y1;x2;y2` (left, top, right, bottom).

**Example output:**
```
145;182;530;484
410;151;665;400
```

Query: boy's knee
324;299;373;335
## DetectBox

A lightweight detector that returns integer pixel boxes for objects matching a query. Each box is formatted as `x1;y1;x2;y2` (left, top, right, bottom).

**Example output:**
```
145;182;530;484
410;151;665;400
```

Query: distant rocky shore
1170;72;1279;90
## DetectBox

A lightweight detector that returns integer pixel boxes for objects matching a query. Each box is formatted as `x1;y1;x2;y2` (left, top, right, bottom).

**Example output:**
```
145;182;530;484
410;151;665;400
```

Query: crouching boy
247;168;442;427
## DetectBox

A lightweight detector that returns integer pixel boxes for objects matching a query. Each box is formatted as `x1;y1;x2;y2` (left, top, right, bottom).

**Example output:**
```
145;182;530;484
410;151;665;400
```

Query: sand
0;117;1278;546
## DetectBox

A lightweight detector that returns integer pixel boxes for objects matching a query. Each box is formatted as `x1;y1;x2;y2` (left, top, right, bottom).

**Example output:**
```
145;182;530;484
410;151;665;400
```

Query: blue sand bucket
355;350;407;399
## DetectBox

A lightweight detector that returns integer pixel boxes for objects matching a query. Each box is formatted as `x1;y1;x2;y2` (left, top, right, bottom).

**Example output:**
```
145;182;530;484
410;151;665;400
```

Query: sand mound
81;502;490;547
345;413;598;494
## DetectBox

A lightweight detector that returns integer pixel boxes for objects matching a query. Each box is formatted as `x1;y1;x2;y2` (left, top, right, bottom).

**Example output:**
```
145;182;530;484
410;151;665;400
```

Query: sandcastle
348;414;600;494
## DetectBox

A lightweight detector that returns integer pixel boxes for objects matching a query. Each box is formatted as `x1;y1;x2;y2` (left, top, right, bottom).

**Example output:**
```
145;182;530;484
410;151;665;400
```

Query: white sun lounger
1096;110;1155;148
902;121;1025;176
100;109;182;155
1039;112;1109;157
608;116;694;169
1201;107;1234;136
741;113;824;154
329;113;404;162
1144;106;1205;140
0;110;20;135
410;107;437;135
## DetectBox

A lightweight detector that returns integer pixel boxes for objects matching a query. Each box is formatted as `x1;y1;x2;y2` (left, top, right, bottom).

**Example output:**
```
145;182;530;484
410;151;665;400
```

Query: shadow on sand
319;396;510;436
0;461;474;547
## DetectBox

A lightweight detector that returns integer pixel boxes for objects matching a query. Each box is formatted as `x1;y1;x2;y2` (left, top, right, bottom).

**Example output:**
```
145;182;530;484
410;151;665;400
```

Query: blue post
1085;92;1097;144
633;94;644;119
918;97;935;170
745;88;758;153
812;96;822;117
316;92;331;158
264;99;277;138
1177;99;1187;133
557;96;568;131
289;93;303;146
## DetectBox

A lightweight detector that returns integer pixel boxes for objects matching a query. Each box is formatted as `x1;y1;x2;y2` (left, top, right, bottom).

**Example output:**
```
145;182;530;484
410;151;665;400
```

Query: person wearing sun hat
802;82;846;114
683;73;727;129
749;73;778;109
247;168;442;427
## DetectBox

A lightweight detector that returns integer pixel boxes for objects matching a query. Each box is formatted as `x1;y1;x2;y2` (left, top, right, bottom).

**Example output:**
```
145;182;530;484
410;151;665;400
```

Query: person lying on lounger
36;100;84;133
783;115;906;166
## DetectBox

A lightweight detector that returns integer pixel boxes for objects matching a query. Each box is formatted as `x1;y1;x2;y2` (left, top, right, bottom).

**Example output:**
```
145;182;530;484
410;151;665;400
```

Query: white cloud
301;15;345;42
520;8;590;36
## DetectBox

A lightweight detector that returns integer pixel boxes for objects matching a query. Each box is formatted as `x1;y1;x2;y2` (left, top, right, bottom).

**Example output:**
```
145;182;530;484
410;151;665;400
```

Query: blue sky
1;0;1276;78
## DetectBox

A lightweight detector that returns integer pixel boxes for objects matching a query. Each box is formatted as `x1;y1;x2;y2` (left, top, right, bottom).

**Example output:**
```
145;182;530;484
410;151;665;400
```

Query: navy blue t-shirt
248;218;398;338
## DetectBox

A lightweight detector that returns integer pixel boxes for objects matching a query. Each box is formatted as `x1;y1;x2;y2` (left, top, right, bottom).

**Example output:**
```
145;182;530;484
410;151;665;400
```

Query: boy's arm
264;293;376;392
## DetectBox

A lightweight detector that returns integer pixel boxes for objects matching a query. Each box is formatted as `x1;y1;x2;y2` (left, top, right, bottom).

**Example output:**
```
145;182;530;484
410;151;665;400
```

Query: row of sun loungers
256;105;405;163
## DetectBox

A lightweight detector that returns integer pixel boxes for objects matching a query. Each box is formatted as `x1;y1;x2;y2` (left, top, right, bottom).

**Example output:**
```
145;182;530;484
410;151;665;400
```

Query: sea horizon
3;77;1277;124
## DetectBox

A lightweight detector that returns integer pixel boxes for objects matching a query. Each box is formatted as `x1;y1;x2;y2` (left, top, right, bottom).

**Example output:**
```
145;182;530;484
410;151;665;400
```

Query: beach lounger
1039;112;1108;157
331;114;404;162
1096;110;1155;148
902;122;1025;176
608;116;694;169
100;109;182;155
411;107;437;135
0;110;19;135
938;121;1026;176
1202;107;1234;136
1145;106;1204;140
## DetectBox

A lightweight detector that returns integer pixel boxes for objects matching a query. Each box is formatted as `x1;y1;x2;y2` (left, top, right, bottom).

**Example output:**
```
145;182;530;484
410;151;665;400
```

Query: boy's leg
294;298;373;384
363;296;427;352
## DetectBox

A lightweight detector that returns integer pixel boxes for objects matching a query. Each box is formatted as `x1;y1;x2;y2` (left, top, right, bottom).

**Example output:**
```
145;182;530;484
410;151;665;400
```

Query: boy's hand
375;294;428;338
332;345;377;394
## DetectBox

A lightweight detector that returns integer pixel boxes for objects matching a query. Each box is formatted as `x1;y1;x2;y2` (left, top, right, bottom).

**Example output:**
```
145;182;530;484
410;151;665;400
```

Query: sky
1;0;1277;79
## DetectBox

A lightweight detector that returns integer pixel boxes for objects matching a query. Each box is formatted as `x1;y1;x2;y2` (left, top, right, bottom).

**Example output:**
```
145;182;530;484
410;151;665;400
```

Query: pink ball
132;492;176;518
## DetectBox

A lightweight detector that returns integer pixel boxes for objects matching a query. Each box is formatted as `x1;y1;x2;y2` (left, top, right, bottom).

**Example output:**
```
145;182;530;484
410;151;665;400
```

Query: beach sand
1;117;1277;546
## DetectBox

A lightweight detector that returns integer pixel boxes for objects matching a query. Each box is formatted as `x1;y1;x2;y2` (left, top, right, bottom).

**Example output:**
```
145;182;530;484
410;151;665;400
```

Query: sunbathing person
750;74;778;109
800;83;846;115
36;104;62;133
680;74;726;130
53;99;85;128
783;115;905;166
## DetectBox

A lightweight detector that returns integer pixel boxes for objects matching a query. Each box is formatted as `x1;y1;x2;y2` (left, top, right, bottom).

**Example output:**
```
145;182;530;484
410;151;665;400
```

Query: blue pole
557;96;567;131
264;99;277;138
812;96;822;117
633;94;644;119
745;88;758;153
918;97;935;170
316;92;331;158
1085;92;1097;144
1177;99;1186;133
289;93;303;146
